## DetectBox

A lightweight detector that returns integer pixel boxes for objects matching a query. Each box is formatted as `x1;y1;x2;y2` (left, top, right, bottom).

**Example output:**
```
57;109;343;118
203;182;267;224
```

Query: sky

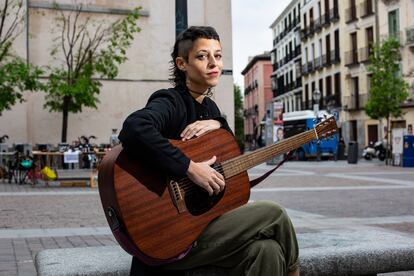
231;0;291;89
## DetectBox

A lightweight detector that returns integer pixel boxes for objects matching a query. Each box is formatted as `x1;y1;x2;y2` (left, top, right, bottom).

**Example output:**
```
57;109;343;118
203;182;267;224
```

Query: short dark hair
169;26;220;88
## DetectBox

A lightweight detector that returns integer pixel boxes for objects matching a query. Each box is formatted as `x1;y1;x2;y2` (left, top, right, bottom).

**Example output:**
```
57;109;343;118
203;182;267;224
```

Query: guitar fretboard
221;129;317;179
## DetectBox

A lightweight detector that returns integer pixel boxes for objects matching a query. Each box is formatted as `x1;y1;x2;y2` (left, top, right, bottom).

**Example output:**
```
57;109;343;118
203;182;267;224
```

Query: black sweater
118;87;231;179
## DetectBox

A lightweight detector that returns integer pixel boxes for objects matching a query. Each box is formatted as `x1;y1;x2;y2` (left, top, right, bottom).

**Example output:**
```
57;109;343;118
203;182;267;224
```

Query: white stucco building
1;0;234;145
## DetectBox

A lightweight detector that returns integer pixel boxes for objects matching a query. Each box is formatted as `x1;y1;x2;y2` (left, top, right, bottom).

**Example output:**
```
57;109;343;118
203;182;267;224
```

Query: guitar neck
221;128;317;179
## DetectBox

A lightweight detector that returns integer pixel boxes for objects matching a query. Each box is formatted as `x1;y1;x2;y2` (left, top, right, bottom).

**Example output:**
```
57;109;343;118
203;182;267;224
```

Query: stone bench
35;229;414;276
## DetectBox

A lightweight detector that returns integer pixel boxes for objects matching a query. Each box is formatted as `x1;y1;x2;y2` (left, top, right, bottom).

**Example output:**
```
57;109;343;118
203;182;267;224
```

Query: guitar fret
222;130;317;179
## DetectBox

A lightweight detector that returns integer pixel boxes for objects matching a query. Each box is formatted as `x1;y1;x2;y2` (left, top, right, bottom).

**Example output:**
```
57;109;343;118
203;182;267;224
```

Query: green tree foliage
45;3;141;142
366;37;409;162
234;84;244;151
0;0;43;115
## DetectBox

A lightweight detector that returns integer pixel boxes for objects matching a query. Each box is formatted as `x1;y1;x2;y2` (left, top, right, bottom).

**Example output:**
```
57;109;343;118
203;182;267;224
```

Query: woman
119;26;299;276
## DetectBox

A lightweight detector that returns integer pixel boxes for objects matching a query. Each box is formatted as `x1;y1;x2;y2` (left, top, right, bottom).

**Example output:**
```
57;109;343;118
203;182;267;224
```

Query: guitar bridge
168;180;187;213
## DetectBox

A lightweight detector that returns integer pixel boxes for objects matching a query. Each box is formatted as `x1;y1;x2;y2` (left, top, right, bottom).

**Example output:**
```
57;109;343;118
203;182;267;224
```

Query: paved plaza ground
0;159;414;275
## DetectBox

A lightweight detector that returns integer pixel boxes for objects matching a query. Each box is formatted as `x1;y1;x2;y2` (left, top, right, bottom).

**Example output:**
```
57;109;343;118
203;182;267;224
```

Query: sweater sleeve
118;93;190;179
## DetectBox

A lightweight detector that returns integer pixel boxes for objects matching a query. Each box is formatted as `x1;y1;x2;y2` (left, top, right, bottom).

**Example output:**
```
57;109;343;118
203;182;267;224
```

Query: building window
304;84;309;110
326;75;332;96
334;72;341;107
319;78;324;109
175;0;188;37
311;81;316;106
352;77;360;109
366;26;374;48
326;33;331;64
334;29;340;60
388;9;400;40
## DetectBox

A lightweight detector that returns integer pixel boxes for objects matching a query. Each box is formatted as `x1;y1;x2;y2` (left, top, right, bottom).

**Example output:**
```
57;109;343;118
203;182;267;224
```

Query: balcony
307;61;315;73
344;94;369;111
329;6;340;22
322;53;331;66
314;17;322;32
330;50;341;64
321;13;330;27
301;27;308;40
296;78;302;88
358;47;374;63
295;63;302;78
406;26;414;47
345;5;358;23
381;31;402;43
302;63;309;75
294;17;301;30
294;46;301;58
360;0;374;18
325;95;342;109
314;56;323;70
308;22;315;37
345;50;359;66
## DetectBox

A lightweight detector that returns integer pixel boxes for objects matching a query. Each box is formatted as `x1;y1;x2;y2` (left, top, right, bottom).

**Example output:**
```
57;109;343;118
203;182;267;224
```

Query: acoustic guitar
98;116;338;265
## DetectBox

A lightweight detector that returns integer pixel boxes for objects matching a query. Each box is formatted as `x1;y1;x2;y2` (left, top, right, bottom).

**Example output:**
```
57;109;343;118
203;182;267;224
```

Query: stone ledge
35;229;414;276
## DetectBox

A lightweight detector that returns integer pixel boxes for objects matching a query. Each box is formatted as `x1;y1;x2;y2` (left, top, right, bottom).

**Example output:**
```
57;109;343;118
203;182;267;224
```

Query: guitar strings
175;121;335;194
176;131;316;195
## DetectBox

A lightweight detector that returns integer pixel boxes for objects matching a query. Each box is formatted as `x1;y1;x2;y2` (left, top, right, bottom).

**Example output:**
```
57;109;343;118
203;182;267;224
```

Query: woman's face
176;38;223;92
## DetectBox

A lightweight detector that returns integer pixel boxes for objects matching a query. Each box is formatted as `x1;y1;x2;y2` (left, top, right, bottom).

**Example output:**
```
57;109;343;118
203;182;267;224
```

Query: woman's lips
207;71;220;77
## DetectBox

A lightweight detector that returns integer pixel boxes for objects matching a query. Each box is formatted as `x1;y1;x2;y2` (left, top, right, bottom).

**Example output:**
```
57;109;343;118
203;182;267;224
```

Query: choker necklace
188;88;207;95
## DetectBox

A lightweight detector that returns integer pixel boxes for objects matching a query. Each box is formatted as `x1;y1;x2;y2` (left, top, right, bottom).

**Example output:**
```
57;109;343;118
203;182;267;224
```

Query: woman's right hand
186;156;225;196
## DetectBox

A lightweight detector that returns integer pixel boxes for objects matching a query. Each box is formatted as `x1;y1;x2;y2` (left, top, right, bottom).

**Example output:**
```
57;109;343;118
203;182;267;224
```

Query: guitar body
98;129;250;265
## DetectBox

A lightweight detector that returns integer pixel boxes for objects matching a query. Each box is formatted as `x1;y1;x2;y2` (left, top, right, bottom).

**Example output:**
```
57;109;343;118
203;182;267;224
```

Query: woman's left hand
180;120;221;141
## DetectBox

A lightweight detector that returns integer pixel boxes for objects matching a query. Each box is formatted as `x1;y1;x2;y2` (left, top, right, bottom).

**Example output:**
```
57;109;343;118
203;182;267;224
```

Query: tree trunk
61;96;70;143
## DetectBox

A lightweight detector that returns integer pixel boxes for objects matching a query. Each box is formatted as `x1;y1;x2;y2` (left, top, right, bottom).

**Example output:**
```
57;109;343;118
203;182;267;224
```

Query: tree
45;3;141;142
0;0;43;115
234;84;244;151
366;37;409;163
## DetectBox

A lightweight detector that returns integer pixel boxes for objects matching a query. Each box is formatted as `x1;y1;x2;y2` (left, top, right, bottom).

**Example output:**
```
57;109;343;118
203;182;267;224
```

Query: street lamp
313;89;321;161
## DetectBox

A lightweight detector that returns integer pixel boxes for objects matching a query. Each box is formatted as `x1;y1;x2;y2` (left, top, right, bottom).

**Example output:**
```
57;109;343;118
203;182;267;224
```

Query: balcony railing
321;13;330;26
302;63;309;75
344;94;369;110
345;50;359;66
329;6;340;21
307;61;315;73
314;17;322;32
308;21;315;37
358;47;374;63
380;31;402;43
301;27;308;40
314;56;323;70
294;46;301;57
323;52;332;66
345;5;358;23
406;26;414;47
360;0;374;17
325;94;342;108
330;50;340;64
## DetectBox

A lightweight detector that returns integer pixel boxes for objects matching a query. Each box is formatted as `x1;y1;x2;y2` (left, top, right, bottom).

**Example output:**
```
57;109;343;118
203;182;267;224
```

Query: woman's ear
175;57;186;71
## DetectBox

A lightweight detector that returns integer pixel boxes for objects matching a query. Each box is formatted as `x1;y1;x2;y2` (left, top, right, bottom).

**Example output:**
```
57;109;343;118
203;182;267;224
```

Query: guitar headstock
315;116;338;139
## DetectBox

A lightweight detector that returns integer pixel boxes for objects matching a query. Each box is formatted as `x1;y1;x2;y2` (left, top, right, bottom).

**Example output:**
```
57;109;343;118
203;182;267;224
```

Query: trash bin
403;135;414;167
347;141;358;164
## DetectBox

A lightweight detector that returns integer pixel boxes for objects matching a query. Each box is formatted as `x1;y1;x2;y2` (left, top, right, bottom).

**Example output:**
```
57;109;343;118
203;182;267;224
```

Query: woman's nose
208;56;217;67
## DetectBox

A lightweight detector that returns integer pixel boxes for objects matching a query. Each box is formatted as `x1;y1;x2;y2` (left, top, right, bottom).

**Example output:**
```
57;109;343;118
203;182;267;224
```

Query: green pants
164;201;299;276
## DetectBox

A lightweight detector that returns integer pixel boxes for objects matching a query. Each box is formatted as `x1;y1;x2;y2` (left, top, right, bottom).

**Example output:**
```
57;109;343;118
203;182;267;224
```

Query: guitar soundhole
184;185;224;216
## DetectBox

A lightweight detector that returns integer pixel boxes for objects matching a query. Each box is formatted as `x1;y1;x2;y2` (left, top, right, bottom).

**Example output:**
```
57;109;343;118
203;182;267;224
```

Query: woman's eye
215;54;222;60
196;55;206;60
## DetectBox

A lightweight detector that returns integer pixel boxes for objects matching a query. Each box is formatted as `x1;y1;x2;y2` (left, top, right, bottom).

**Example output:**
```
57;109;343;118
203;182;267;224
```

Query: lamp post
313;89;321;161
